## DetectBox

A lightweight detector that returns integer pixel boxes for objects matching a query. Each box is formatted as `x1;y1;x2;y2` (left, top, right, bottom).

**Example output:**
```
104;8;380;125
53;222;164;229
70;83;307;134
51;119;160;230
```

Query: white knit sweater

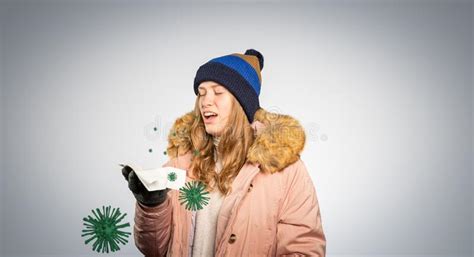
190;136;224;257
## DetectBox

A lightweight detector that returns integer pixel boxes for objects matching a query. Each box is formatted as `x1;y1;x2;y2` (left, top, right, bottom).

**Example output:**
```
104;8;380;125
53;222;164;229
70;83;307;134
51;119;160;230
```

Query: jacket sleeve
133;197;173;257
276;159;327;256
133;157;177;257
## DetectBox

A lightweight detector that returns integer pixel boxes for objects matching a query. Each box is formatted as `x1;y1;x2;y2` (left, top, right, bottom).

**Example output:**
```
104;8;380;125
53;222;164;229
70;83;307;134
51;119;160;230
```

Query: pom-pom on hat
193;49;264;123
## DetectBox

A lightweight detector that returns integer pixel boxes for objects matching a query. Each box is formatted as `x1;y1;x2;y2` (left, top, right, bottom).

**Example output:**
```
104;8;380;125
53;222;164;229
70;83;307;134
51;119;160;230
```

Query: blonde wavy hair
185;95;256;195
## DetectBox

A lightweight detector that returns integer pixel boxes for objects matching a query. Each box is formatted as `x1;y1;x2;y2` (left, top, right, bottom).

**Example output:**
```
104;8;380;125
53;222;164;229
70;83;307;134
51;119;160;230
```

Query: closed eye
215;89;225;94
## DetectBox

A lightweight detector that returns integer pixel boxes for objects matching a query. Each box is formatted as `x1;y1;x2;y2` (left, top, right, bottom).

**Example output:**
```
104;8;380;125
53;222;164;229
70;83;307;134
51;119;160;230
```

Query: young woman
122;49;326;256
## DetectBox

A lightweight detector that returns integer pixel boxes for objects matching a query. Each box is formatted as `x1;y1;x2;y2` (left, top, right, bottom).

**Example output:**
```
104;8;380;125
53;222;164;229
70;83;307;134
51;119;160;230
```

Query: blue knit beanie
193;49;264;124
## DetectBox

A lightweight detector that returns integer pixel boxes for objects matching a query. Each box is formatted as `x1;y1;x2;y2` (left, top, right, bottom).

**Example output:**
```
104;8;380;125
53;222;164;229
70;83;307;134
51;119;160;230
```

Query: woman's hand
121;165;169;207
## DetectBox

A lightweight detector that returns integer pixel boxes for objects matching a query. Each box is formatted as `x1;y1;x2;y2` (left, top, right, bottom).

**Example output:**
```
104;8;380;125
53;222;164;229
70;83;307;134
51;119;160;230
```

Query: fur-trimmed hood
165;108;306;173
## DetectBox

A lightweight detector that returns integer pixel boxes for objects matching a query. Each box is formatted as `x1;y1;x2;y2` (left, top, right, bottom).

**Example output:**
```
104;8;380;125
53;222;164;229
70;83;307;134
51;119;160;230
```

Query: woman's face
198;81;233;137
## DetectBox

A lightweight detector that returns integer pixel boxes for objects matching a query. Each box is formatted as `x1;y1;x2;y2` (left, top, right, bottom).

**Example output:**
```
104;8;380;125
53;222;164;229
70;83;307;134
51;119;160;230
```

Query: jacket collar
167;108;306;173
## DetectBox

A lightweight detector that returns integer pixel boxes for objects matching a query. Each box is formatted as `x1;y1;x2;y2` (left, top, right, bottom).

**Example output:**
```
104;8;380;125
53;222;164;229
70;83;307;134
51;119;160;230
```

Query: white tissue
121;164;186;191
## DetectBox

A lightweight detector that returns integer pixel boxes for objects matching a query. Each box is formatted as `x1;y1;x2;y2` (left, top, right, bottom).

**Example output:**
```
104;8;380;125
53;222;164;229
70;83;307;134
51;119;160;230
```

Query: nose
201;92;214;107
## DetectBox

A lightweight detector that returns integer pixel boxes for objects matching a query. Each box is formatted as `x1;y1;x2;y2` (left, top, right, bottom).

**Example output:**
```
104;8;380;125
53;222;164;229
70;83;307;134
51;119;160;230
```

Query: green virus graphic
179;181;210;211
81;205;131;253
167;172;177;182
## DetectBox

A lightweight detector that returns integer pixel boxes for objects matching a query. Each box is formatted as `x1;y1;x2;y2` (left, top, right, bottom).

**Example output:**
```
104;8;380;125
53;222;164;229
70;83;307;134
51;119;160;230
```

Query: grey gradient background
0;0;472;256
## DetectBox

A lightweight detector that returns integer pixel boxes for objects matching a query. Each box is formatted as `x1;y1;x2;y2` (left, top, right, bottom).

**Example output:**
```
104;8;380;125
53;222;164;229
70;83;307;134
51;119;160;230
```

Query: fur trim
166;108;306;174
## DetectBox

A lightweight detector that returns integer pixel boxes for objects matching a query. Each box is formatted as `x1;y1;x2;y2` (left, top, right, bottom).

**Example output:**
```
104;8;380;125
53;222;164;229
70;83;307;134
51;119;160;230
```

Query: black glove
121;165;169;207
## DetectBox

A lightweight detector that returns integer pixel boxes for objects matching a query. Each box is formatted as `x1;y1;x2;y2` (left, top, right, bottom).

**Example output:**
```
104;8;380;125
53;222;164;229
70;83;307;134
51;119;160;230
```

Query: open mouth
203;111;218;123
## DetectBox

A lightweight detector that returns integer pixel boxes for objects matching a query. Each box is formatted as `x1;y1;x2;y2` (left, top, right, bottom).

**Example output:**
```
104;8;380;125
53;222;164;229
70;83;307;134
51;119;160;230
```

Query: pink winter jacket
133;108;326;256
